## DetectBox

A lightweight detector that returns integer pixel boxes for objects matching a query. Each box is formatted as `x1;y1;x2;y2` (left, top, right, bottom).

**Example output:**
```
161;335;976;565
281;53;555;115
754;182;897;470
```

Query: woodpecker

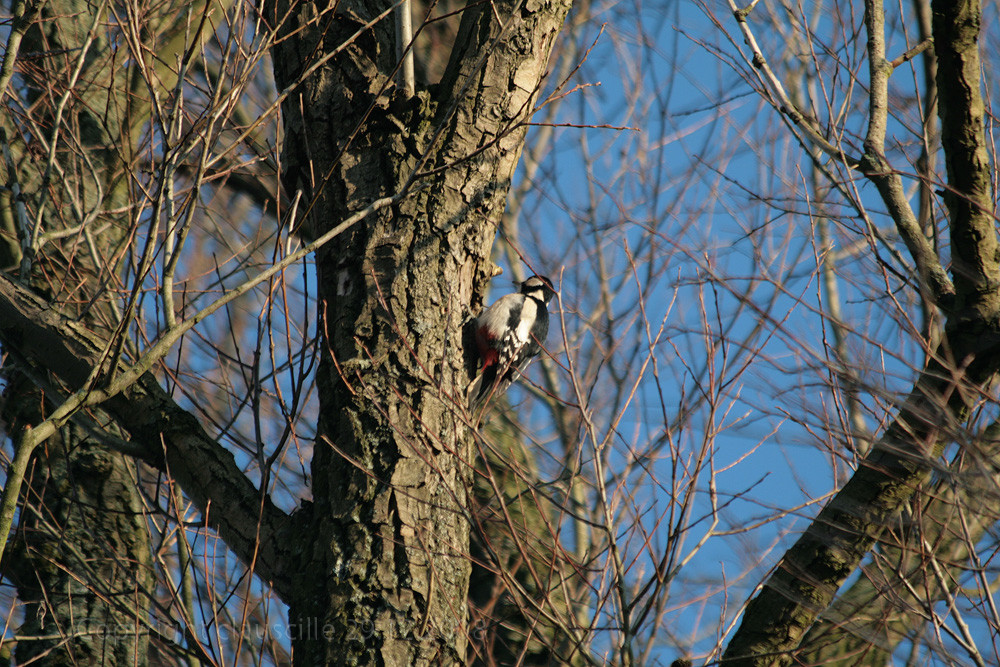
468;275;556;411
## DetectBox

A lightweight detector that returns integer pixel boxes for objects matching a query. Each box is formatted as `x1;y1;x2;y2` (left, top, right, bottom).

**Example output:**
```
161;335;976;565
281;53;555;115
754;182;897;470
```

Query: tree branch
719;354;982;665
725;0;859;167
858;0;954;307
932;0;999;313
857;152;956;306
0;273;296;601
797;425;1000;663
726;0;955;306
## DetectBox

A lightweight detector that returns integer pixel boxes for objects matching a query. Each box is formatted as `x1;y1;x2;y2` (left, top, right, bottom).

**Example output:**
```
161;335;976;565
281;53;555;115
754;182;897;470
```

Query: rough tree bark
261;1;571;662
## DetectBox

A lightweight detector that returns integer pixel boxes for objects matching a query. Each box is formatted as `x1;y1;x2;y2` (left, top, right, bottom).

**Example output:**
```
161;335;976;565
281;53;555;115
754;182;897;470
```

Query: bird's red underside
476;327;500;369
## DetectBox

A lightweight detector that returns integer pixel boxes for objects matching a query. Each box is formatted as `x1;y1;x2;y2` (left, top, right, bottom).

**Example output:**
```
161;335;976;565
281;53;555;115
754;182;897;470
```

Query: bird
468;275;556;411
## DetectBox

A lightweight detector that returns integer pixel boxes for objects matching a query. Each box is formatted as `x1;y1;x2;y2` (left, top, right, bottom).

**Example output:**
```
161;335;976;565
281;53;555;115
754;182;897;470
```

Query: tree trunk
3;417;152;666
261;1;571;663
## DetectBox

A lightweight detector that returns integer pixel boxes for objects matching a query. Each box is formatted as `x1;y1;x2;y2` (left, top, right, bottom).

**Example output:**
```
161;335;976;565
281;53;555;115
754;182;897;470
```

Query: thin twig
395;0;415;95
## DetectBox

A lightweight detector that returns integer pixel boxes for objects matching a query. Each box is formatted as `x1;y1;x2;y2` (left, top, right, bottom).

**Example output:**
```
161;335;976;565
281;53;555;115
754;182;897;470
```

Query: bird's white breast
515;297;537;346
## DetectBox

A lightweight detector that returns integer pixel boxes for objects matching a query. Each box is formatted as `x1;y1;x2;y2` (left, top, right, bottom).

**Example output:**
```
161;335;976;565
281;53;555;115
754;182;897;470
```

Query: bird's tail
467;365;498;412
467;373;484;411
